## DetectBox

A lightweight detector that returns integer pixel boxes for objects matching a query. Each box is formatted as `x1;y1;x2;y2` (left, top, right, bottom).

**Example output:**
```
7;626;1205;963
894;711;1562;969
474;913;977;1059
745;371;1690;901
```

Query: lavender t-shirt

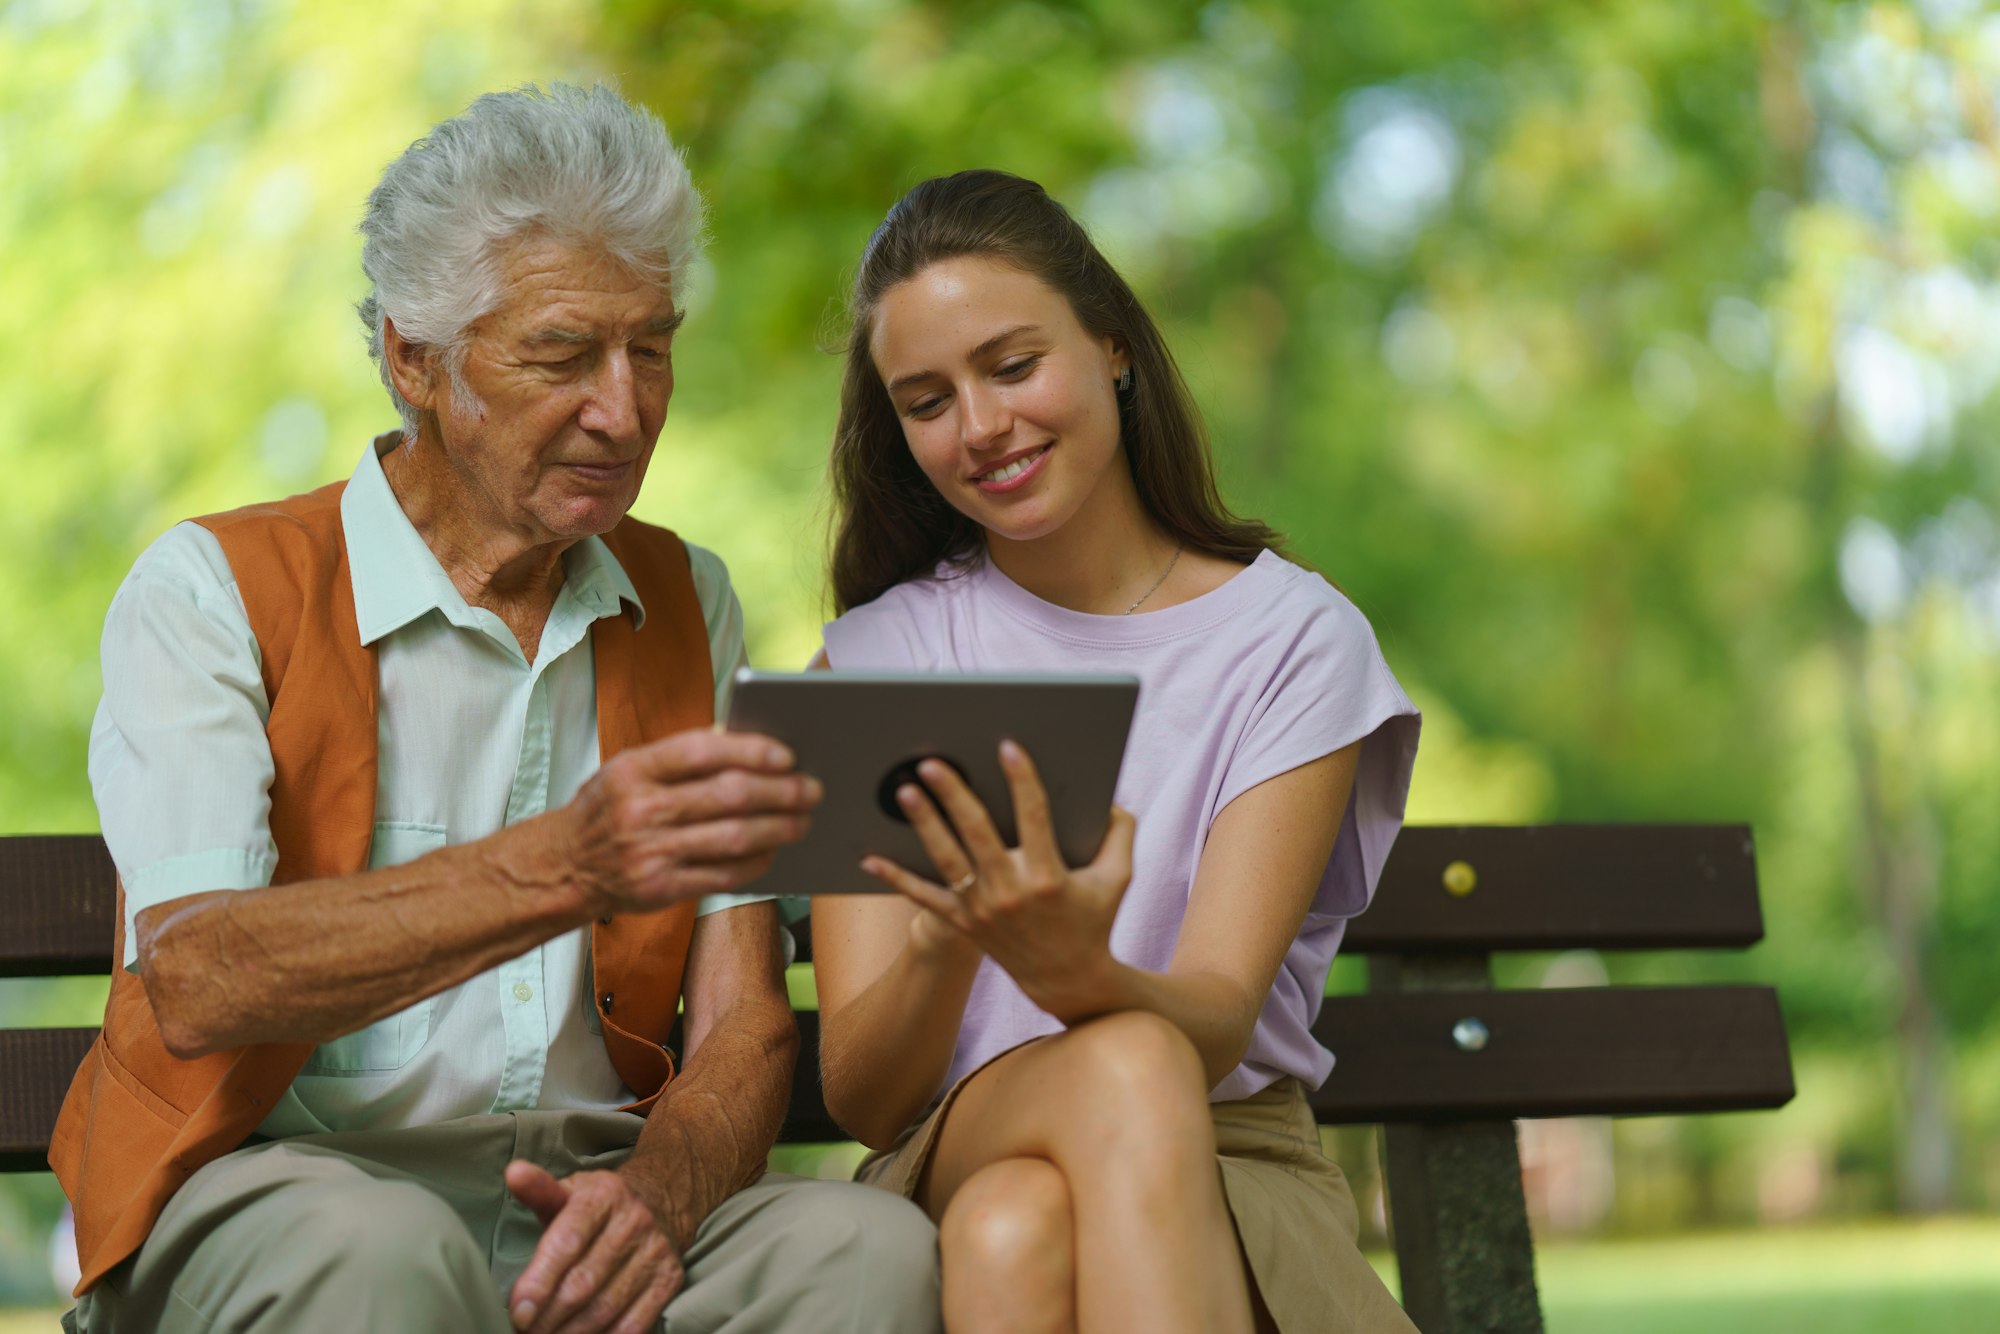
821;549;1421;1102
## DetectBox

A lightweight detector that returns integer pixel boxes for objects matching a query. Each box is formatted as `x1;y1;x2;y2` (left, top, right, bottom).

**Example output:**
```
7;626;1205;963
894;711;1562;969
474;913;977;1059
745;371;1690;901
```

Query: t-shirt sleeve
88;523;280;971
1212;582;1421;921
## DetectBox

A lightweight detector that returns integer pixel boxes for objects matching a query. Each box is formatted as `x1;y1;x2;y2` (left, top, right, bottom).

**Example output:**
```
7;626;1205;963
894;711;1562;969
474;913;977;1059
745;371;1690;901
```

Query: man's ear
382;317;442;414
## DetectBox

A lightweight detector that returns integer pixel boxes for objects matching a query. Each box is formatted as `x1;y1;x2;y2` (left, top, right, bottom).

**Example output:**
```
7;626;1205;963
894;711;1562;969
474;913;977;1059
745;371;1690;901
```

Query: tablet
724;669;1141;895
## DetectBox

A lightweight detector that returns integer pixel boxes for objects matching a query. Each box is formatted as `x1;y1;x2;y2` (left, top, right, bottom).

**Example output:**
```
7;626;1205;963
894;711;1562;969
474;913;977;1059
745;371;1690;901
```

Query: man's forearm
138;809;593;1058
618;993;798;1250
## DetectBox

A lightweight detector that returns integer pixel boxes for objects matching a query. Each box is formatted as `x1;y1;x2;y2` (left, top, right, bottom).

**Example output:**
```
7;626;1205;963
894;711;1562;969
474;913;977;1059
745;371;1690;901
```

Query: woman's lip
972;445;1052;494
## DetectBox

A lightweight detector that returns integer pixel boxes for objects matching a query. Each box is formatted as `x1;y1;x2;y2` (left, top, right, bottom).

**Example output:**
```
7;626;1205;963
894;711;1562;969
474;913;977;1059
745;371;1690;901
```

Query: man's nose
578;349;644;442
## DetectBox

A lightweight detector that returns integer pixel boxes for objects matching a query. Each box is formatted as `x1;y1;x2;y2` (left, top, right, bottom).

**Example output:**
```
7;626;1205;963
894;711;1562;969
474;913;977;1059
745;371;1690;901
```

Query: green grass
1353;1219;2000;1334
1529;1218;2000;1334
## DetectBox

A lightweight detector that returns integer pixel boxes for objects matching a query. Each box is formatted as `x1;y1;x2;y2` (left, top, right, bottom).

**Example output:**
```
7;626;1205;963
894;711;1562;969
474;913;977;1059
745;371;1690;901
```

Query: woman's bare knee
940;1158;1076;1334
925;1017;1215;1211
1069;1011;1205;1094
1046;1013;1212;1142
941;1157;1073;1277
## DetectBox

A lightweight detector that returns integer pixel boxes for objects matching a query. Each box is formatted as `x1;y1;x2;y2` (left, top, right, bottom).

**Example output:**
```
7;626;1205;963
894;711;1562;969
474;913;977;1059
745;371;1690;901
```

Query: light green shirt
88;434;762;1135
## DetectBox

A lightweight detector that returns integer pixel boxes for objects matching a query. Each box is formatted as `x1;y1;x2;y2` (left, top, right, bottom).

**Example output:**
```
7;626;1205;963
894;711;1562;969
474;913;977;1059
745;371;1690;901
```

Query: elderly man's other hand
566;730;821;914
505;1160;682;1334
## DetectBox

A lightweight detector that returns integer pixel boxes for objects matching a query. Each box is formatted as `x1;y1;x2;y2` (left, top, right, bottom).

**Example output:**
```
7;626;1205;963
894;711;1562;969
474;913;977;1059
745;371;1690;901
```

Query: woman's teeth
984;447;1047;483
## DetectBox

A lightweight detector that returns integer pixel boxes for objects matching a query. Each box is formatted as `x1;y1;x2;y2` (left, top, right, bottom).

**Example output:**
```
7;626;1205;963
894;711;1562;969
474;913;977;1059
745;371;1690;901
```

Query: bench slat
787;989;1798;1144
1350;825;1763;952
1310;984;1793;1123
0;986;1794;1165
0;1027;93;1172
0;1020;843;1162
787;825;1763;963
0;836;118;976
5;826;1766;975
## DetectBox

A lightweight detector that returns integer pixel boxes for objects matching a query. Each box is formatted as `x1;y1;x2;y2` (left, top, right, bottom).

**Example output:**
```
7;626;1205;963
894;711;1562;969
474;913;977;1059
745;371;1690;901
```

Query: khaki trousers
67;1109;942;1334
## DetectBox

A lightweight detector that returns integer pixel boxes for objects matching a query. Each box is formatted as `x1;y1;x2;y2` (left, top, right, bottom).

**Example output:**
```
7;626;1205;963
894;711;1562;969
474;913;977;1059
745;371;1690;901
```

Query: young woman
810;170;1421;1334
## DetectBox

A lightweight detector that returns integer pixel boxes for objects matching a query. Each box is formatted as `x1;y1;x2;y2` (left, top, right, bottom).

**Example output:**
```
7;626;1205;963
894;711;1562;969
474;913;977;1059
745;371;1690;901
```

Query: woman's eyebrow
885;323;1042;395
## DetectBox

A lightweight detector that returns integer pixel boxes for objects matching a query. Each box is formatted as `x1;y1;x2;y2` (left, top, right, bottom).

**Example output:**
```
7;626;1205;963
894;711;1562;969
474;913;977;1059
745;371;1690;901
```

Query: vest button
599;916;613;926
600;992;614;1015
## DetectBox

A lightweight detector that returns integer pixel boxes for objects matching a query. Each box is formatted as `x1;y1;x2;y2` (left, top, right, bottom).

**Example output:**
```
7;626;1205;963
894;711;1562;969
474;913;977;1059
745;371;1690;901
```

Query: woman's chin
954;489;1065;543
974;511;1069;547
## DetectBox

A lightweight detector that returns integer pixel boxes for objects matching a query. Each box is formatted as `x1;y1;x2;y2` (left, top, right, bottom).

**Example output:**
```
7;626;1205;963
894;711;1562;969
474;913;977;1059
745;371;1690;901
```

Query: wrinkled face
428;233;681;541
869;256;1129;545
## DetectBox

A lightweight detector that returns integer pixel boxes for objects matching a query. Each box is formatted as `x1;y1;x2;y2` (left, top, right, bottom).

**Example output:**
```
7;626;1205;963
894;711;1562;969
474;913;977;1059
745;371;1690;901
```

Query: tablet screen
725;670;1140;895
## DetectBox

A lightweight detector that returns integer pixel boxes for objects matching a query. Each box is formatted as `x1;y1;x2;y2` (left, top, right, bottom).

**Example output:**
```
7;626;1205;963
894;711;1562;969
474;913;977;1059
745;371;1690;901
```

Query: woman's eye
906;395;946;419
997;356;1040;379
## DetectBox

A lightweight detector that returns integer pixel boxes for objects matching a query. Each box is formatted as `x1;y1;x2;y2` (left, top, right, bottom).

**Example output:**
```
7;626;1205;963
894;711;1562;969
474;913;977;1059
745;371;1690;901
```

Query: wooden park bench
3;825;1793;1331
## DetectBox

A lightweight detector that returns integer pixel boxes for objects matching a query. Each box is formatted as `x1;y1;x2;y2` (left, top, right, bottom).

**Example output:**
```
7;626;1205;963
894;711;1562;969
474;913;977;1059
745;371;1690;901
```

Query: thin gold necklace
1124;545;1183;614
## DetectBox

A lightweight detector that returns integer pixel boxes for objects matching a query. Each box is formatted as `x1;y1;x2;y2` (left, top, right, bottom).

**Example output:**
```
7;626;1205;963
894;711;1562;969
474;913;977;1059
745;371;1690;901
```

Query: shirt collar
565;522;646;629
341;432;646;646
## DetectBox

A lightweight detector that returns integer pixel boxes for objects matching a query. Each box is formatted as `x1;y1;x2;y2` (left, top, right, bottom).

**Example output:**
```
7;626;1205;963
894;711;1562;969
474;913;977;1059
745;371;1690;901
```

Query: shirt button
599;992;615;1015
512;982;534;1002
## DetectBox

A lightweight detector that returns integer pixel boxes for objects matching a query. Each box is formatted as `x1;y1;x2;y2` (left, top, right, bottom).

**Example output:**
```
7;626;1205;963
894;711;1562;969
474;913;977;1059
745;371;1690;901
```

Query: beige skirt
857;1071;1416;1334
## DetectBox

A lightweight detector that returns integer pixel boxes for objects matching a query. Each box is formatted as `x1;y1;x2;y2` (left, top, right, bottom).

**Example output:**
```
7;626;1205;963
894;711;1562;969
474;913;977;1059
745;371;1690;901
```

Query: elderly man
54;84;940;1334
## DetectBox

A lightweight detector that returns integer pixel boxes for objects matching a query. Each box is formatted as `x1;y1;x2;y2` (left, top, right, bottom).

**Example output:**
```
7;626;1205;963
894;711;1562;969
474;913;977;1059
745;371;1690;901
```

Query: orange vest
52;480;712;1294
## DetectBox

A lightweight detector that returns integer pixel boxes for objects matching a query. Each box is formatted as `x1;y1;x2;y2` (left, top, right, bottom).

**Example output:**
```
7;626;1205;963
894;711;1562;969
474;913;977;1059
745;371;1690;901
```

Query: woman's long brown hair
828;170;1288;614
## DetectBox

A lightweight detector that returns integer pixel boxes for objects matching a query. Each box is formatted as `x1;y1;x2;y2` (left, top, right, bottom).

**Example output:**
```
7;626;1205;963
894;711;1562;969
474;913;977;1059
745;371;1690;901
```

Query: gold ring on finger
947;871;977;894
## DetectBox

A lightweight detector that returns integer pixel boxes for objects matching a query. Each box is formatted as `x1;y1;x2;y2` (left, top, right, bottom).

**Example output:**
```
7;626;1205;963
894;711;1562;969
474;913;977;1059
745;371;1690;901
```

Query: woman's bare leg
940;1158;1076;1334
918;1011;1254;1334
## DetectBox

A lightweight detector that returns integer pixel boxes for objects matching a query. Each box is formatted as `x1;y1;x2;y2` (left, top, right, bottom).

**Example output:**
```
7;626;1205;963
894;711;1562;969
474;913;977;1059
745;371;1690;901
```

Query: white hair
358;82;707;436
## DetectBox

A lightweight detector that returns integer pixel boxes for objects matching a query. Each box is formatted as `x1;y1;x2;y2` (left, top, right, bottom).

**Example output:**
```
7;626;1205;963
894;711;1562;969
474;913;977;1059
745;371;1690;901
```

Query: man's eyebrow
521;310;685;346
523;326;593;347
885;324;1041;396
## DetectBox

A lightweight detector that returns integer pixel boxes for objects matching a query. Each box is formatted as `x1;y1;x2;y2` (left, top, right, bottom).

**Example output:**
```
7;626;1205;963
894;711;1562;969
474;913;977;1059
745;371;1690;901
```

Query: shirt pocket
299;821;446;1076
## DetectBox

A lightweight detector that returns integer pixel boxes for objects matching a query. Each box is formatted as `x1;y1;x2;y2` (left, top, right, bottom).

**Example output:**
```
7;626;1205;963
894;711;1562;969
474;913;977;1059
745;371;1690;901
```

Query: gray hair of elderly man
357;82;707;439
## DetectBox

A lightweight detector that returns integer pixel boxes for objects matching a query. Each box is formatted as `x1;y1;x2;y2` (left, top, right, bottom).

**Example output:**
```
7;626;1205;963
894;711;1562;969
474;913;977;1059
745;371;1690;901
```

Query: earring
1116;366;1134;395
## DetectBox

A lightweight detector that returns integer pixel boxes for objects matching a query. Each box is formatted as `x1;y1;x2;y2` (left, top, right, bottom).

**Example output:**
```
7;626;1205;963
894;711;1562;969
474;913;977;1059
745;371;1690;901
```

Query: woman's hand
902;884;984;965
860;739;1136;1019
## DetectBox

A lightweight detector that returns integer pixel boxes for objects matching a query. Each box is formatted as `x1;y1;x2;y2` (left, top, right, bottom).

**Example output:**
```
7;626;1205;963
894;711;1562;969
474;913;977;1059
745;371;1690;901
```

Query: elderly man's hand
566;729;820;914
505;1160;683;1334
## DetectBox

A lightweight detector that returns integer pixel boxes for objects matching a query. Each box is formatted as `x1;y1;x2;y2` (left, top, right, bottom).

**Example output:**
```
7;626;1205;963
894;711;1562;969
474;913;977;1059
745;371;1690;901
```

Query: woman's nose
959;381;1011;448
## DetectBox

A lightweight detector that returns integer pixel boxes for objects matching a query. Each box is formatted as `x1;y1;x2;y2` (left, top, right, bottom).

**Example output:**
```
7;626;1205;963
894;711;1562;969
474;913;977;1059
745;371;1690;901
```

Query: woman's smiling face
869;255;1130;545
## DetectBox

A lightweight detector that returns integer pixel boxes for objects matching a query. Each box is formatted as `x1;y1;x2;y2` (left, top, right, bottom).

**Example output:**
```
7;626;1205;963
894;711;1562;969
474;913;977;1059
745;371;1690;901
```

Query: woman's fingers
997;739;1064;875
918;759;1010;871
897;783;974;883
1087;806;1138;901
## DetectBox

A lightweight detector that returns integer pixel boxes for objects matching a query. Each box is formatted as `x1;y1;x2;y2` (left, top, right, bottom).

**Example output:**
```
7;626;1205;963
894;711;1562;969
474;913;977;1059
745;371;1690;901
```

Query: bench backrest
1;826;1792;1164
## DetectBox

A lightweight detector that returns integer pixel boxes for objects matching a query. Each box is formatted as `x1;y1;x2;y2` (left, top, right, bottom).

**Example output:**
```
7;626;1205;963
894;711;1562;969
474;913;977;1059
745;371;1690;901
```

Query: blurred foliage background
4;0;2000;1325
